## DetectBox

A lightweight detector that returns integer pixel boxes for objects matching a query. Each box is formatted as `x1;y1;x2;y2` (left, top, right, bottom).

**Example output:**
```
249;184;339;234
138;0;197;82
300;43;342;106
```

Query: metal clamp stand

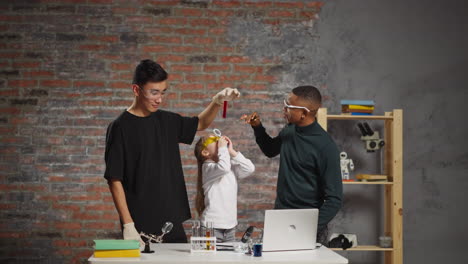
139;222;173;254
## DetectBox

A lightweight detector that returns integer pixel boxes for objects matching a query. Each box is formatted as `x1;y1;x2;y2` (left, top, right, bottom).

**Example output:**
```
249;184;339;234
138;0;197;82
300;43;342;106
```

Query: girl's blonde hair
194;136;208;217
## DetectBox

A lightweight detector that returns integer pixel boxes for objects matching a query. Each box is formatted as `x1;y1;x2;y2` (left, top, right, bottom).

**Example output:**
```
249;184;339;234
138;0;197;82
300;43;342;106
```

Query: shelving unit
317;108;403;264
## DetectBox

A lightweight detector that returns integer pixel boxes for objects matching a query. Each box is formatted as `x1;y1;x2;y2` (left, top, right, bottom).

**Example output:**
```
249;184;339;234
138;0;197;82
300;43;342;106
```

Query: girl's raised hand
217;136;228;148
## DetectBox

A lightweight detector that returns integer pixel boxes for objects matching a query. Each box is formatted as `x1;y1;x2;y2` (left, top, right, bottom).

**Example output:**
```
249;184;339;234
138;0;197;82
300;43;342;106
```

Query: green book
94;240;140;250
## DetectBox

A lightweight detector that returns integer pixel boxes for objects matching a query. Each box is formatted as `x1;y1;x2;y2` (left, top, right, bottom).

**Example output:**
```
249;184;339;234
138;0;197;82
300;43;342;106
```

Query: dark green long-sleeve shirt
253;121;343;229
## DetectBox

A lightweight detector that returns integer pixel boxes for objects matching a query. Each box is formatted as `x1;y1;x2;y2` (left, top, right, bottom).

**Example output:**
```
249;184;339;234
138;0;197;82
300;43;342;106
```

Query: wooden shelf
343;181;393;185
318;108;403;264
331;245;393;251
327;114;394;120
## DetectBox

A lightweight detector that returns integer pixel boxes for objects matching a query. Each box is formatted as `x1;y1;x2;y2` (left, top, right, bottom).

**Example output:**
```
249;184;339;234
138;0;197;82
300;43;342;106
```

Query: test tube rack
190;236;217;253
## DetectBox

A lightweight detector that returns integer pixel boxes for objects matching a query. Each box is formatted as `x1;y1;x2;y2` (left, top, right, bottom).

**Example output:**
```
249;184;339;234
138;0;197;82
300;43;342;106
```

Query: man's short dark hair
292;85;322;105
132;59;168;87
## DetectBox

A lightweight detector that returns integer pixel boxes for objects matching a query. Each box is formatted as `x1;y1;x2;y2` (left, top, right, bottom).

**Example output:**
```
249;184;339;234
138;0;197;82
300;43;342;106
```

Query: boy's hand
218;136;228;148
240;112;261;127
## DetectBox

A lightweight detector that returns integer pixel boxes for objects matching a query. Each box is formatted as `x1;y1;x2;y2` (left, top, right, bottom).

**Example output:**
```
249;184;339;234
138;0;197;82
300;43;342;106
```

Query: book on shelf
342;104;375;111
94;249;140;258
341;112;373;116
356;174;388;181
340;99;375;106
93;239;140;258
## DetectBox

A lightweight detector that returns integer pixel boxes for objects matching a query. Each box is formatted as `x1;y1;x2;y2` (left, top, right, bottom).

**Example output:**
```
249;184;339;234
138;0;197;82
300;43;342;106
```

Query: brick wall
0;1;323;263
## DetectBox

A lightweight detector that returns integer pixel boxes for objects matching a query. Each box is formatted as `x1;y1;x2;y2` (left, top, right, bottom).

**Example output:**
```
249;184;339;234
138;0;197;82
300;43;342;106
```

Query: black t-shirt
104;110;199;234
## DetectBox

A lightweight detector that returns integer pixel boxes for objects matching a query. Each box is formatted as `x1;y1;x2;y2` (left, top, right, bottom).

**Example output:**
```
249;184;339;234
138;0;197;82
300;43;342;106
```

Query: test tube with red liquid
222;101;227;118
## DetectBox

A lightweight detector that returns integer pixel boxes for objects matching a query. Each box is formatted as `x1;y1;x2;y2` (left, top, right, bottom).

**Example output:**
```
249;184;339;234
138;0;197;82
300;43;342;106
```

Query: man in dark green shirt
242;85;342;244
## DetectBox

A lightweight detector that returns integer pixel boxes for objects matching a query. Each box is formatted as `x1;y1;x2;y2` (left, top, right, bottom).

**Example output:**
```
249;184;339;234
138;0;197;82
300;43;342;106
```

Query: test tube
206;221;212;250
222;101;227;118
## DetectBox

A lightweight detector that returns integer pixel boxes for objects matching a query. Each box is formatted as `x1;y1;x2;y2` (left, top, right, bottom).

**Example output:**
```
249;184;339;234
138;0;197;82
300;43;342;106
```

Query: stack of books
93;239;140;258
341;100;375;115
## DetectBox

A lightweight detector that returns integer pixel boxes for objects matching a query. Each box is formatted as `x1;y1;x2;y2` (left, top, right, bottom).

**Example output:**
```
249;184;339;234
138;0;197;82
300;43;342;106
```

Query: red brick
70;193;101;201
219;75;251;82
85;204;114;211
13;61;41;68
268;10;295;18
207;10;235;17
55;222;82;230
126;16;153;24
174;28;206;35
157;17;187;25
178;8;203;17
0;89;19;96
0;15;22;22
209;27;226;35
78;44;106;51
142;45;171;53
176;83;204;91
74;81;105;88
152;36;182;44
83;91;112;97
204;65;230;72
185;74;216;82
234;65;263;73
89;0;113;3
220;56;250;63
41;80;71;87
185;37;216;45
171;65;198;72
110;63;132;71
275;2;304;8
172;46;202;53
84;222;116;229
0;52;21;58
112;7;137;14
53;204;81;212
109;81;130;89
190;18;218;27
8;80;37;87
79;100;105;106
213;0;241;8
306;1;325;8
245;1;273;8
168;73;183;81
23;71;54;78
89;35;119;42
147;0;179;6
254;75;276;82
73;212;99;220
181;92;210;100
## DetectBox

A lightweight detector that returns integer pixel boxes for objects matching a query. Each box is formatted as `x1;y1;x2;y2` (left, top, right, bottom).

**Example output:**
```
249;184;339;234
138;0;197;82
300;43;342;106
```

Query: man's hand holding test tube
212;87;240;118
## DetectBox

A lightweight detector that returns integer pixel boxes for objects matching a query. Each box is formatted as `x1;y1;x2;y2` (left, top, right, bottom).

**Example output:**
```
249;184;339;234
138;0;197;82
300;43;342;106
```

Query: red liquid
222;101;227;118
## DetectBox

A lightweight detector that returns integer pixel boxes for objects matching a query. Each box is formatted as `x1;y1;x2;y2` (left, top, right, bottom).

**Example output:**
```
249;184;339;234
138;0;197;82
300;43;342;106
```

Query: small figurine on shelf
340;152;354;180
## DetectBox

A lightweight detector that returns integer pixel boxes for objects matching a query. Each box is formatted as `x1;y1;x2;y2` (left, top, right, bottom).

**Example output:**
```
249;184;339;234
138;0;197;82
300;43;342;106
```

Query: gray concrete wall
228;0;468;263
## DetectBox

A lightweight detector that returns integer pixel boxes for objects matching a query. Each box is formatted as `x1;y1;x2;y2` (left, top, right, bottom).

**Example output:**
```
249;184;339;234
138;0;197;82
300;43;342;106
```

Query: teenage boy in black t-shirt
104;59;239;244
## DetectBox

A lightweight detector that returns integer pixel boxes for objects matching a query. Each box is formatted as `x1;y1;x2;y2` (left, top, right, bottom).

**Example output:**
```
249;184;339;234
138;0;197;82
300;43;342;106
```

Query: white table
88;243;348;264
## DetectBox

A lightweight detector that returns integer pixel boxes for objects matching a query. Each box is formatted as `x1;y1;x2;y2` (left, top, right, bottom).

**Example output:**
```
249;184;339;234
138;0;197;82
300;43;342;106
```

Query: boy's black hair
292;85;322;104
132;59;168;87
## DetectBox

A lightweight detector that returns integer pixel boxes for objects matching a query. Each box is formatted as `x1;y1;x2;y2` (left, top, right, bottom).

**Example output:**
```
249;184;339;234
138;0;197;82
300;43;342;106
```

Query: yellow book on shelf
345;105;375;110
356;174;388;181
94;249;140;258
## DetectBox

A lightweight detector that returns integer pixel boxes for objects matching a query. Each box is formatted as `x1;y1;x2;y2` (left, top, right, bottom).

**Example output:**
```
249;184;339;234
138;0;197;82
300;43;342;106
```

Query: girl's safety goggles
202;136;220;149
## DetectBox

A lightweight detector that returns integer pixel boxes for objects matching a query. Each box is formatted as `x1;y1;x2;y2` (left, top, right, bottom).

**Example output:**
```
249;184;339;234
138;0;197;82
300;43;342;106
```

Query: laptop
262;208;319;252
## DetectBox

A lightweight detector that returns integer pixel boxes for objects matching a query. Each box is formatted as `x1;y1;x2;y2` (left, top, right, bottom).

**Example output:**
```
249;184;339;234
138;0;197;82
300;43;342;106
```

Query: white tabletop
88;243;348;264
